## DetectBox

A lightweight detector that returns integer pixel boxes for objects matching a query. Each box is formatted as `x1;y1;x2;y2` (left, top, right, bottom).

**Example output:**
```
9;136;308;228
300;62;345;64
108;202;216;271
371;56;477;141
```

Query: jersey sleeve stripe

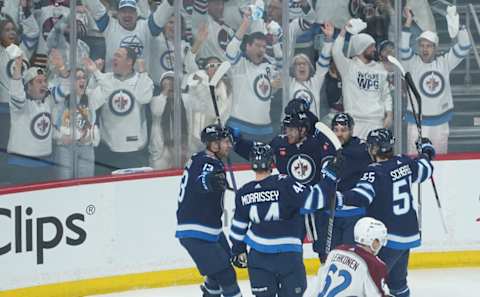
229;230;245;242
419;158;433;180
176;224;222;235
356;182;376;195
231;219;248;229
352;188;374;204
413;161;425;184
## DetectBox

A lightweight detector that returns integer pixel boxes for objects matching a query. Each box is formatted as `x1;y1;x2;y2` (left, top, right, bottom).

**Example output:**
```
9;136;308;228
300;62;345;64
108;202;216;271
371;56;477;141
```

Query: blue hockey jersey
175;151;226;242
234;133;335;186
341;155;433;249
229;174;335;255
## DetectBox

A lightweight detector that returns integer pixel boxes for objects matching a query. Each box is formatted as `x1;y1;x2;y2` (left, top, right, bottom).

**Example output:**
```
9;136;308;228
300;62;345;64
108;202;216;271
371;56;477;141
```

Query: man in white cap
332;21;393;140
7;58;55;184
400;7;471;154
83;0;174;72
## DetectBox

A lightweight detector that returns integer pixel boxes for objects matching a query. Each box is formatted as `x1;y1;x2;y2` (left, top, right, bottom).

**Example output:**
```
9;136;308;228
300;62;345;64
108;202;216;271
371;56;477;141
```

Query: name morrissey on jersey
357;72;380;91
390;165;412;181
241;190;280;206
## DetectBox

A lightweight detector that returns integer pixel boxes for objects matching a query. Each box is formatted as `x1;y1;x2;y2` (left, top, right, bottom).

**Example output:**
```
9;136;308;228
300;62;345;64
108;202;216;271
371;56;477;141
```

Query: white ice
90;267;480;297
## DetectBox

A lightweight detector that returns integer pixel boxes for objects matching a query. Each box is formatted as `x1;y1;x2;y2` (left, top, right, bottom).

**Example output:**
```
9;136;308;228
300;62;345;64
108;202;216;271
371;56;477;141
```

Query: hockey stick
388;56;448;234
315;122;343;255
208;61;238;193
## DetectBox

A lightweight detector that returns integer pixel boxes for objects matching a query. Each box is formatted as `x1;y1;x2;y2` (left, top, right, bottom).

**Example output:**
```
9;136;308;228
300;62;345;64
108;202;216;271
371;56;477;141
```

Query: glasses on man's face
205;63;220;70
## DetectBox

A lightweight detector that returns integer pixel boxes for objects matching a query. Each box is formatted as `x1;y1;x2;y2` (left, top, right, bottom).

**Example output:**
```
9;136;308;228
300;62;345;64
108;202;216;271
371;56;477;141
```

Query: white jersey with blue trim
225;37;276;128
7;79;55;157
176;151;227;242
341;155;433;249
89;71;153;152
84;0;174;72
229;174;334;255
400;28;472;123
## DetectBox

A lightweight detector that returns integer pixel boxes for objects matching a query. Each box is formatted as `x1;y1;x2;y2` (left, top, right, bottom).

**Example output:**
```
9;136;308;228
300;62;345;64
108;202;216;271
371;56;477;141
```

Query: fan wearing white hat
7;58;56;184
400;6;471;154
83;0;174;72
332;19;393;140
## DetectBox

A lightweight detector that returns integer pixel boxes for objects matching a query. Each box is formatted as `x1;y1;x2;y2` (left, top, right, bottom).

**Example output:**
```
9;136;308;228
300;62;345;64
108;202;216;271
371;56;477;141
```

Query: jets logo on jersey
357;72;380;91
160;50;174;71
217;28;232;50
293;89;314;105
287;154;316;184
420;71;445;98
6;59;29;79
120;35;144;57
30;112;52;140
253;74;272;101
108;90;135;116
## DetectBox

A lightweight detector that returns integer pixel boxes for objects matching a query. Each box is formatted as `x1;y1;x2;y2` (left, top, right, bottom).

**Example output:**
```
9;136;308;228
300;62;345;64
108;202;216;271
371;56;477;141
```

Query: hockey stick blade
387;55;406;76
314;122;342;152
209;61;231;87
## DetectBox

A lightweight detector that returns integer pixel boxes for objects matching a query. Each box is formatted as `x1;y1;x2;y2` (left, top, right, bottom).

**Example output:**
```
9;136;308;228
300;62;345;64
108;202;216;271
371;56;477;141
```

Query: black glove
231;253;247;269
206;171;227;192
321;154;344;181
416;137;436;160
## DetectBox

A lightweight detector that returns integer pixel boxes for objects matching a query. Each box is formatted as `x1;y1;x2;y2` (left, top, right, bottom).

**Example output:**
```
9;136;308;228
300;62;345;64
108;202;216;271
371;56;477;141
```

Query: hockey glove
205;171;227;192
231;252;248;269
416;137;436;160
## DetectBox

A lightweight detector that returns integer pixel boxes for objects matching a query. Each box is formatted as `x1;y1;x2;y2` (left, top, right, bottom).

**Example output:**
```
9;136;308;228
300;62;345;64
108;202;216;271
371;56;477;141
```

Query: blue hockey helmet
200;124;231;144
331;112;355;129
250;142;274;171
366;128;395;153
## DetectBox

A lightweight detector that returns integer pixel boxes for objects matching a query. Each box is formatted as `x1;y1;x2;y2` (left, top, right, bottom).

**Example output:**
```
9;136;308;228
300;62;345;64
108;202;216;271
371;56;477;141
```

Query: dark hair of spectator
245;32;267;46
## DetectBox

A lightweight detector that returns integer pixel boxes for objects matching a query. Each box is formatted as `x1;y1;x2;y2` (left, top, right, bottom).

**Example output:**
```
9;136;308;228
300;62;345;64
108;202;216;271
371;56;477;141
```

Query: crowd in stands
0;0;471;186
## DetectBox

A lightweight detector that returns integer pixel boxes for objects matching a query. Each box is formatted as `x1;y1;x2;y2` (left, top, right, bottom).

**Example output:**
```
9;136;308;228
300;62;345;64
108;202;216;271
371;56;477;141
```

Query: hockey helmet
331;112;355;129
366;128;395;153
282;112;310;130
200;124;231;144
250;142;274;171
354;217;387;255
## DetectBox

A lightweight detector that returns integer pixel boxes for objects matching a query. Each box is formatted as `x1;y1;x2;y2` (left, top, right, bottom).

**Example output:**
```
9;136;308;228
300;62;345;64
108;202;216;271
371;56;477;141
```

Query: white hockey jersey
90;71;153;153
400;28;471;125
225;37;276;132
84;0;173;72
191;0;235;62
8;79;54;157
289;40;332;117
332;35;392;123
312;244;389;297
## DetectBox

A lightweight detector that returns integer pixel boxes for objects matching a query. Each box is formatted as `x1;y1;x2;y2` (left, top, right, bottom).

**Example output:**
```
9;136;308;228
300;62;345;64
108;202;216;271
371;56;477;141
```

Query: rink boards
0;156;479;297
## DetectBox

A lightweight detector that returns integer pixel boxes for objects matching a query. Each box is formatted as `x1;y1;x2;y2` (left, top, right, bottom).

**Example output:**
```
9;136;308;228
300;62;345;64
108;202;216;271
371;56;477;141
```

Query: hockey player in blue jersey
234;111;334;186
313;113;372;262
175;124;242;297
229;142;338;297
335;128;435;297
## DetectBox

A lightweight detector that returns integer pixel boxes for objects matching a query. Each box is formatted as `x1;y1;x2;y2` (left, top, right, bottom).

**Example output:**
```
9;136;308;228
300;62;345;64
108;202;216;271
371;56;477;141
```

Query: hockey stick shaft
209;85;238;193
405;73;447;233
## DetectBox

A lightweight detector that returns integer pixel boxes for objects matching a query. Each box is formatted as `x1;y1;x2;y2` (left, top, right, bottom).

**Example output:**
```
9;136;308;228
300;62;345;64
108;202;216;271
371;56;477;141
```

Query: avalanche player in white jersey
83;0;174;72
312;217;389;297
332;22;393;140
289;21;334;118
225;9;280;141
400;7;471;154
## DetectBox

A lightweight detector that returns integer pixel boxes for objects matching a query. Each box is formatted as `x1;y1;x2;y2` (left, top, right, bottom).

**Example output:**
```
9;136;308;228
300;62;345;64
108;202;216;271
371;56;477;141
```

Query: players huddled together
0;0;470;296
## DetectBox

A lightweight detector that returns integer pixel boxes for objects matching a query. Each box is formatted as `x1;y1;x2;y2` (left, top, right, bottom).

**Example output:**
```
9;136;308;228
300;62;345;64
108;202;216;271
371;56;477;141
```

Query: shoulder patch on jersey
160;50;174;71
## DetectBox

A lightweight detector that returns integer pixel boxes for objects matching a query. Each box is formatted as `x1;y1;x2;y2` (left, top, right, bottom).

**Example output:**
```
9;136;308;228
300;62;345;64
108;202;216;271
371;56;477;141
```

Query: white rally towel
446;5;460;39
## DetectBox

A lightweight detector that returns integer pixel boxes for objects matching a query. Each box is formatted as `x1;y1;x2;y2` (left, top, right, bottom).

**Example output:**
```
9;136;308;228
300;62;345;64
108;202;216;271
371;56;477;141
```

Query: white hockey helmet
417;30;439;47
354;217;387;255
